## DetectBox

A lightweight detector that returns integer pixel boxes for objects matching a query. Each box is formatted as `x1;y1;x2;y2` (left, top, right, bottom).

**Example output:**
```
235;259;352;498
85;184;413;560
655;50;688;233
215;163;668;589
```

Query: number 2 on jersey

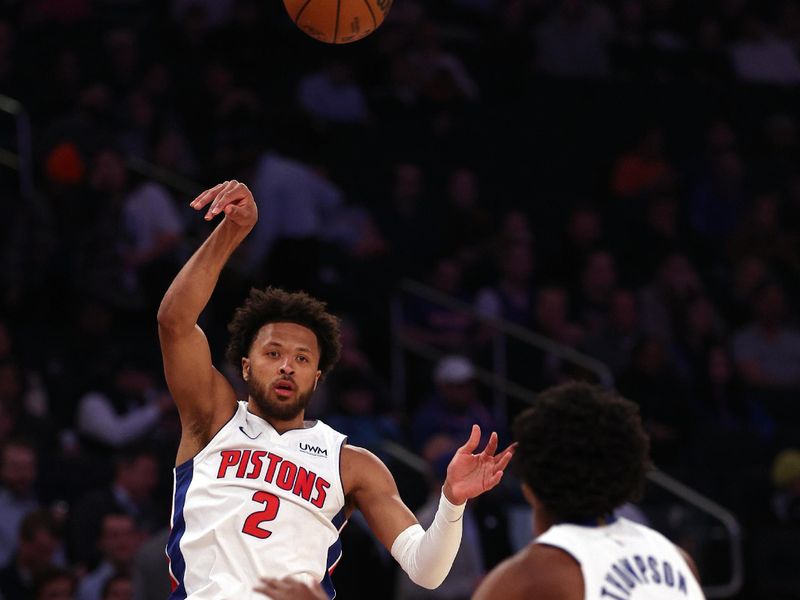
242;491;281;539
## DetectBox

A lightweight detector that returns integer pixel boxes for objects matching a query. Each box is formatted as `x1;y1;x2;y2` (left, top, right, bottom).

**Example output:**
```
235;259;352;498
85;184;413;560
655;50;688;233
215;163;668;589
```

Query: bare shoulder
473;543;583;600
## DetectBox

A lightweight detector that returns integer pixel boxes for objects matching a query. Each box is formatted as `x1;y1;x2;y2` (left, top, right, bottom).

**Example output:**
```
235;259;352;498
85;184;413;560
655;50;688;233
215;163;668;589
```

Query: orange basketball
283;0;393;44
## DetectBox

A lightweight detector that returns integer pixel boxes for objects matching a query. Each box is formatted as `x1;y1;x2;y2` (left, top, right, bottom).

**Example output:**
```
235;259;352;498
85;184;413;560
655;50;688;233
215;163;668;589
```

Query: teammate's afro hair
513;382;651;522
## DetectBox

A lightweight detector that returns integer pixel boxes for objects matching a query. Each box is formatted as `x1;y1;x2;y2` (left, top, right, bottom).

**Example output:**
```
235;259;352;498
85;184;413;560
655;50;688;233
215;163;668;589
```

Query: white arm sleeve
390;489;465;589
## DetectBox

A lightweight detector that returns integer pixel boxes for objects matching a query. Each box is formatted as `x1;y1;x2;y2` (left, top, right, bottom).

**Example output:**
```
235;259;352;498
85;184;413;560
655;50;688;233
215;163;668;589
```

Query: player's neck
247;400;307;434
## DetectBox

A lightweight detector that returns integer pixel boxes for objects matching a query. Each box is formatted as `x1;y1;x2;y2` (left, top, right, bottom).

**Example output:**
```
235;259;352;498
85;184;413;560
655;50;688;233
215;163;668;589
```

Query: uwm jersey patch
167;402;348;600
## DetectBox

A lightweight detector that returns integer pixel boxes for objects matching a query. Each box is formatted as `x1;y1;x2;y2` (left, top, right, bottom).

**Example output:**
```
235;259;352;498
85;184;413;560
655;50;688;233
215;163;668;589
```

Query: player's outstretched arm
344;426;514;590
157;181;257;458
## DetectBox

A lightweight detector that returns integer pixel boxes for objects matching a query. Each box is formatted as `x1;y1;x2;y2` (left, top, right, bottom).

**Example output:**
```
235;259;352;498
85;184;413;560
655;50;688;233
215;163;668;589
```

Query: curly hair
513;381;651;522
226;287;342;378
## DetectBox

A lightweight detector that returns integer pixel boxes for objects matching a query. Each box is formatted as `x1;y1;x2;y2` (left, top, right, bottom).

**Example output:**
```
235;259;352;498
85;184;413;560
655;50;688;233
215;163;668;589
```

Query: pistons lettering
217;450;329;508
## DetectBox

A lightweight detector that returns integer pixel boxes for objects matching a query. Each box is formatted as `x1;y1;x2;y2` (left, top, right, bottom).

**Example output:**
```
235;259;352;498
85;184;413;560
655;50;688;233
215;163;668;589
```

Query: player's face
244;322;322;422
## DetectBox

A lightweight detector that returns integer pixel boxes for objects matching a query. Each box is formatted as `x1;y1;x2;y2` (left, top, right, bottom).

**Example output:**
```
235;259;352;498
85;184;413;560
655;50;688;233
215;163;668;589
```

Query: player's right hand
189;180;258;229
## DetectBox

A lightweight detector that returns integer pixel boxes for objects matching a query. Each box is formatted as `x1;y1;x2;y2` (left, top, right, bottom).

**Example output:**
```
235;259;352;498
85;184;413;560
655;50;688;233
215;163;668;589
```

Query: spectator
32;567;75;600
0;510;61;600
101;574;132;600
68;447;161;569
297;60;370;124
411;356;497;474
581;289;641;375
75;513;140;600
0;438;40;568
534;0;616;79
733;282;800;392
573;249;618;335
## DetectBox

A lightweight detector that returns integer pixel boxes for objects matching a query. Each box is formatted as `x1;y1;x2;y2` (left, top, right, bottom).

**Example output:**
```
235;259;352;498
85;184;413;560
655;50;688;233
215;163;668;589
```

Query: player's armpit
342;445;418;551
473;544;583;600
158;322;237;457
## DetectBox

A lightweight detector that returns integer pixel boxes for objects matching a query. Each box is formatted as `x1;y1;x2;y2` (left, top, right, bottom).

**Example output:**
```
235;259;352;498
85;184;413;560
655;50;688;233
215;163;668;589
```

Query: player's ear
521;483;537;507
242;358;250;381
313;370;321;390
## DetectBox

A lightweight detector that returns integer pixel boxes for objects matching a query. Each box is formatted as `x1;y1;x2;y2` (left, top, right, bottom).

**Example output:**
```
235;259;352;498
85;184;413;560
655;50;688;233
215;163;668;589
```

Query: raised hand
443;425;516;505
254;577;327;600
189;180;258;229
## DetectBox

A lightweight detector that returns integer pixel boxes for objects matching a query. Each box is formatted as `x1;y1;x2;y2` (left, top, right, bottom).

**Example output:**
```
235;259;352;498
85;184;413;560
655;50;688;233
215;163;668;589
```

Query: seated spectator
75;354;173;453
32;567;75;600
639;253;703;344
68;447;161;570
572;249;618;336
75;513;140;600
0;510;61;600
733;282;800;392
404;257;476;351
475;242;537;329
101;574;131;600
0;437;40;568
581;289;641;375
411;356;497;475
730;14;800;84
297;60;370;124
611;127;675;200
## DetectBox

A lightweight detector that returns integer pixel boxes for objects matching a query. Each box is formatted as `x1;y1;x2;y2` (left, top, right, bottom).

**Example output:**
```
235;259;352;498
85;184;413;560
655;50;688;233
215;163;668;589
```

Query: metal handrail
647;470;744;598
398;279;614;386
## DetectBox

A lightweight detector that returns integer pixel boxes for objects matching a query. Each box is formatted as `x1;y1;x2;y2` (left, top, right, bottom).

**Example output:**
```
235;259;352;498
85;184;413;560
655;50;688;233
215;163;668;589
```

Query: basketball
283;0;393;44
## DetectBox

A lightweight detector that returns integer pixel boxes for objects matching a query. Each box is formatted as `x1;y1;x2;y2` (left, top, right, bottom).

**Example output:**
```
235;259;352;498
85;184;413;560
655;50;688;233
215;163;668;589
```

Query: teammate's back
536;517;705;599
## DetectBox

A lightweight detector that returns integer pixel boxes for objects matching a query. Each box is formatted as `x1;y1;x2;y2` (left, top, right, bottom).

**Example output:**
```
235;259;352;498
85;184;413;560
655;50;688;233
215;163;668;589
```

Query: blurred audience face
536;287;568;333
708;346;733;384
686;297;717;338
567;207;601;249
658;254;700;297
99;514;139;567
393;163;423;207
36;576;74;600
501;243;534;285
117;454;158;503
1;442;37;496
634;337;668;375
447;168;479;210
500;210;533;245
430;258;463;295
582;251;616;298
90;149;127;194
19;524;58;570
340;387;375;416
103;576;133;600
610;290;639;333
734;256;767;298
438;380;478;412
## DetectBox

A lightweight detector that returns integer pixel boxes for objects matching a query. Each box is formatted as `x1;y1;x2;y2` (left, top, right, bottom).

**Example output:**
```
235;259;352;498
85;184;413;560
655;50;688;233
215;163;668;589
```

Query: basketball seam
295;0;314;23
334;0;341;43
362;0;377;29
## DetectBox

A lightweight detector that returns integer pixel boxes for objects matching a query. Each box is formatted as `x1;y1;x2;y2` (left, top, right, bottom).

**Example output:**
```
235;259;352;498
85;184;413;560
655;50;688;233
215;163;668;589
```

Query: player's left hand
254;577;327;600
443;425;516;505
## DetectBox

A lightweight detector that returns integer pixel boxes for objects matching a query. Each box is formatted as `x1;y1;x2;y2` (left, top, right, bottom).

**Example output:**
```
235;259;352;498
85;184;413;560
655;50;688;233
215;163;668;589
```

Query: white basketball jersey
536;517;706;600
166;402;348;599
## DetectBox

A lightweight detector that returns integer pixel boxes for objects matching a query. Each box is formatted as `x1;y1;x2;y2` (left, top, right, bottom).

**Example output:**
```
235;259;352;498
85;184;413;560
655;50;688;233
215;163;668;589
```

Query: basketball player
473;382;706;600
157;180;515;599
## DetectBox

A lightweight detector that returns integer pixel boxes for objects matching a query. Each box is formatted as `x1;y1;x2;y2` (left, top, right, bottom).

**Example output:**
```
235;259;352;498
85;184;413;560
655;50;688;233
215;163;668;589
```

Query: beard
247;376;314;421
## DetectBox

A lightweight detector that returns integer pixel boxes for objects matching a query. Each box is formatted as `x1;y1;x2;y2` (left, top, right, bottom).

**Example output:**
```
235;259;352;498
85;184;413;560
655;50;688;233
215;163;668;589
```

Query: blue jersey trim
320;506;347;599
167;460;194;599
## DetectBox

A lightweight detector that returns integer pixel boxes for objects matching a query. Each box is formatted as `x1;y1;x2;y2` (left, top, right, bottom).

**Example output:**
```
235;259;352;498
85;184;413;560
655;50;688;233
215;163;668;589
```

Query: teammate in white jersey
157;180;515;599
474;382;706;600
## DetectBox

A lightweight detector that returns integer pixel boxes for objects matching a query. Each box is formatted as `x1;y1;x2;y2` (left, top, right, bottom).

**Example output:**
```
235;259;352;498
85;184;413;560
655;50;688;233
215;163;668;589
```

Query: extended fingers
458;424;481;454
493;444;516;472
190;181;227;211
204;180;241;220
482;431;498;457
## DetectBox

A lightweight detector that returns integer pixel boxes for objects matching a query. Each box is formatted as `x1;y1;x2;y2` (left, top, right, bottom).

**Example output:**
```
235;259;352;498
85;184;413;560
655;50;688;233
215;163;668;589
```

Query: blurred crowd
1;0;800;598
